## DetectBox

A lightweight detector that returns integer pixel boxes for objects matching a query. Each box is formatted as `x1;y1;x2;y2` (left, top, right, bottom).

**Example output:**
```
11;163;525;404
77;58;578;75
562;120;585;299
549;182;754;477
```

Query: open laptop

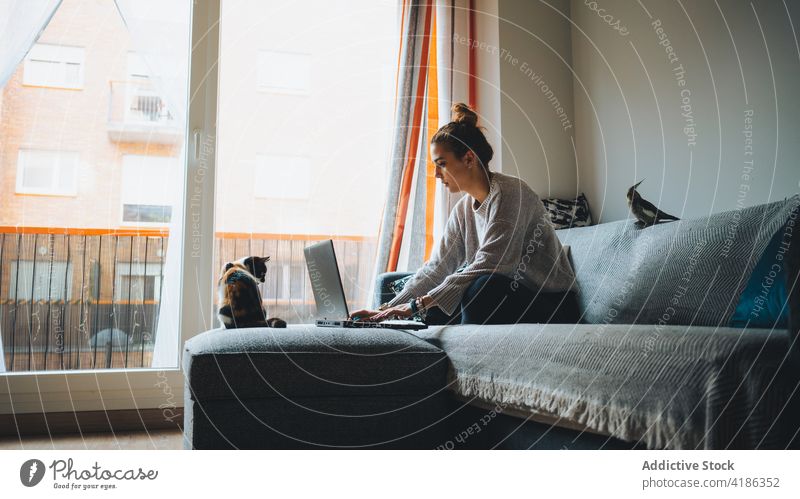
303;240;427;330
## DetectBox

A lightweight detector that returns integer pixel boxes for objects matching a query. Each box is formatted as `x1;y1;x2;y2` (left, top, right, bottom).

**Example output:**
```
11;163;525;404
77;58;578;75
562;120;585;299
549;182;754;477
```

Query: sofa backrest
555;195;800;328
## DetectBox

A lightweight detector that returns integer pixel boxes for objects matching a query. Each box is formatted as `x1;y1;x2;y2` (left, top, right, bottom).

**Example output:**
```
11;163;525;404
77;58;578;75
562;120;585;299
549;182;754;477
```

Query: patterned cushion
541;193;593;229
390;261;468;295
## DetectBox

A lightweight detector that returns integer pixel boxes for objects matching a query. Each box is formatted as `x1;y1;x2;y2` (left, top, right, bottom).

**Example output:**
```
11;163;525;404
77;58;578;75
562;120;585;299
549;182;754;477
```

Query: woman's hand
371;303;414;322
350;303;414;322
349;309;379;321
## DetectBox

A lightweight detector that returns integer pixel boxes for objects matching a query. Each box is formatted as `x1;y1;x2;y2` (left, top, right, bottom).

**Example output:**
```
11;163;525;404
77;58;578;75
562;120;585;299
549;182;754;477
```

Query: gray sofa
183;195;800;449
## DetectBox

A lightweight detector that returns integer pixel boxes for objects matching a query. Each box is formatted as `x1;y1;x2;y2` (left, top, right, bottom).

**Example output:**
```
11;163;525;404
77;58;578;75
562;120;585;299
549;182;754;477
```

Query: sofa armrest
373;271;415;309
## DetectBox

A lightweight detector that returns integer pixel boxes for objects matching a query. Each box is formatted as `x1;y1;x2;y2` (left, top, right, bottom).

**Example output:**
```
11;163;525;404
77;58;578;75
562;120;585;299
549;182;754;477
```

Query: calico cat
217;256;287;328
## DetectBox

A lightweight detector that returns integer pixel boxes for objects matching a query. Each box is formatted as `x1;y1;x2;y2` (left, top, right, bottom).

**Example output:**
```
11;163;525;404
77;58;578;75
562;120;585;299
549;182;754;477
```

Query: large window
216;0;397;324
23;43;85;89
16;149;79;196
1;0;190;376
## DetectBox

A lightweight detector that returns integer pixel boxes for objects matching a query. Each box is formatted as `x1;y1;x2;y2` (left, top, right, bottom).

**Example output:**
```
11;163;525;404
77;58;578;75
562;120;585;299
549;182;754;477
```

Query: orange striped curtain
370;0;477;303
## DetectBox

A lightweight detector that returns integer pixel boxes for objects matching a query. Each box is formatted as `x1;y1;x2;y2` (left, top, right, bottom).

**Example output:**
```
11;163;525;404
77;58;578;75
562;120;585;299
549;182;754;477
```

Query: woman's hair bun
432;101;494;170
451;102;478;127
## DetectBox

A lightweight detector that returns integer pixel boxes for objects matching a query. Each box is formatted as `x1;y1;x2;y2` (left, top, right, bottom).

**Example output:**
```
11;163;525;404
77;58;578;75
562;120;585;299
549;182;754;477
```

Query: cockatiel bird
626;179;680;228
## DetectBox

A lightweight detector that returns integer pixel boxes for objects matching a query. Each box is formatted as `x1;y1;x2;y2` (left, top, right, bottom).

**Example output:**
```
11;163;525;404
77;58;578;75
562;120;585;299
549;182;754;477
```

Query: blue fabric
374;271;414;309
730;222;790;328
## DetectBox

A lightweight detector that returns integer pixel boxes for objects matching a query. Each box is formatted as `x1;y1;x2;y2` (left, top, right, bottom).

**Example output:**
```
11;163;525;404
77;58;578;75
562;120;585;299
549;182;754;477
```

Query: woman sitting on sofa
350;103;581;325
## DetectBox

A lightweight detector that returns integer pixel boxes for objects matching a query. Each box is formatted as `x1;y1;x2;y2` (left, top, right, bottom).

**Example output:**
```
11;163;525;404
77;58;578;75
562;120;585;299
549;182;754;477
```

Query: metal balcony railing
0;227;377;373
107;80;181;144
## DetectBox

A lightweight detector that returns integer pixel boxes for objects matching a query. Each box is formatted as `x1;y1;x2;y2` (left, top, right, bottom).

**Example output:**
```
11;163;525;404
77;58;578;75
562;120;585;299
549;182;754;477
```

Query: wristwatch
410;297;427;322
378;302;391;311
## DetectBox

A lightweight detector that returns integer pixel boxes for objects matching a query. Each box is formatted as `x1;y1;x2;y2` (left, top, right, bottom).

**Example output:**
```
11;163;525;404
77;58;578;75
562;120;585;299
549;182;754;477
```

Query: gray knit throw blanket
558;194;800;328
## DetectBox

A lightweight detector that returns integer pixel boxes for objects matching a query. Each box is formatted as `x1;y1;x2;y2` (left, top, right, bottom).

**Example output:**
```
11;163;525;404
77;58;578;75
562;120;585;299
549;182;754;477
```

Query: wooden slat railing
0;228;377;372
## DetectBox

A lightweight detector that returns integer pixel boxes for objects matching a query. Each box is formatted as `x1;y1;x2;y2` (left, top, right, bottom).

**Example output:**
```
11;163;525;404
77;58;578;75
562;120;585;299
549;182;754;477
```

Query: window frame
0;1;220;418
119;154;179;226
114;261;165;303
22;43;85;90
15;149;80;196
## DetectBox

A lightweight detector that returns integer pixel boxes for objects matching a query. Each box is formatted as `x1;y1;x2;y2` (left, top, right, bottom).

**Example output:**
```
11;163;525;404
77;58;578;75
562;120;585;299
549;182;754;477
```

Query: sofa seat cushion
415;322;800;449
184;325;448;401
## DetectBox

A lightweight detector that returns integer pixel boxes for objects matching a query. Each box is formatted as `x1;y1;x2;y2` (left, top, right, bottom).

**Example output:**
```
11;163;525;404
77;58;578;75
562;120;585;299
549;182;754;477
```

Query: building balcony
107;80;182;145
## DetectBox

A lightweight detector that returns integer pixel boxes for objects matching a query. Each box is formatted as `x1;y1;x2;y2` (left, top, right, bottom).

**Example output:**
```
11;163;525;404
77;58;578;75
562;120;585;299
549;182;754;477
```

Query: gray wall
570;0;800;222
498;0;576;198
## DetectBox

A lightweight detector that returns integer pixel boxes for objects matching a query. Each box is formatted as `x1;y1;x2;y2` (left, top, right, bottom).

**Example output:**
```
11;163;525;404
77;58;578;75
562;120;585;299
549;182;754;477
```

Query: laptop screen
303;240;350;320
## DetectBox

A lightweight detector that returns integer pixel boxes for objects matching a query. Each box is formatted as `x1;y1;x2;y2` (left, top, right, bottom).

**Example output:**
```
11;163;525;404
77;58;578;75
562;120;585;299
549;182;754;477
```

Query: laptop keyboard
347;319;427;330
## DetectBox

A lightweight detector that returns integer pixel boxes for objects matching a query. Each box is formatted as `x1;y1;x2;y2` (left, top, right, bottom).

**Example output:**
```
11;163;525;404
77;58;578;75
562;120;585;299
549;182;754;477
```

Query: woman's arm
383;208;466;308
368;293;435;322
426;215;531;316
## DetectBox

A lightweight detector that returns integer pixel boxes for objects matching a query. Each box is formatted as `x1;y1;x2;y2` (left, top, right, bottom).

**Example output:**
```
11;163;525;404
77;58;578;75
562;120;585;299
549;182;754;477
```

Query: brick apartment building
0;0;181;230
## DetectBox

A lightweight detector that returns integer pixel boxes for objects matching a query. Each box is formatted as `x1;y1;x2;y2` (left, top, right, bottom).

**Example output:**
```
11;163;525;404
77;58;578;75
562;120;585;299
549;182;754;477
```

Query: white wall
570;0;800;222
497;0;576;198
475;0;502;171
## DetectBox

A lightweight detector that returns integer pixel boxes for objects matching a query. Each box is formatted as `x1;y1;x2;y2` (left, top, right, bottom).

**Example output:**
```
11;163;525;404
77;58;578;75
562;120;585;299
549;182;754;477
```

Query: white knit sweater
387;170;578;316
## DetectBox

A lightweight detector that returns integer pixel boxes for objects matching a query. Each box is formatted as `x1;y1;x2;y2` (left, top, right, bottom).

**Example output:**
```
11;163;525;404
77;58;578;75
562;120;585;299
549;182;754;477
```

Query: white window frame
114;262;164;302
119;154;178;226
15;149;79;196
0;1;221;418
22;43;85;89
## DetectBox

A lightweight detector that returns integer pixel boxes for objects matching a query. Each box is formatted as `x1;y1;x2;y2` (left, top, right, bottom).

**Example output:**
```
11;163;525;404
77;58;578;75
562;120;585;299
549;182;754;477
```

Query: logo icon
20;459;45;487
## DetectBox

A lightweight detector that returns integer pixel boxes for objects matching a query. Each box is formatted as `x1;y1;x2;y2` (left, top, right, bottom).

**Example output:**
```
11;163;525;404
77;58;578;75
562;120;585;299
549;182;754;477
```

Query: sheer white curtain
114;0;190;368
0;0;62;88
113;0;190;125
0;0;62;372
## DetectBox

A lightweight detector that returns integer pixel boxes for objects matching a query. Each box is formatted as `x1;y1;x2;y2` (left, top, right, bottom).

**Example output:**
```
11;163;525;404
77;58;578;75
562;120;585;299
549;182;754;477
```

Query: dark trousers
376;272;581;325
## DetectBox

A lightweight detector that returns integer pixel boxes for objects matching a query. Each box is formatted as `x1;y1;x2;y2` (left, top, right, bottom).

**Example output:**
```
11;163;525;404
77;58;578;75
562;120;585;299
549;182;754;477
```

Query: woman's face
431;142;475;193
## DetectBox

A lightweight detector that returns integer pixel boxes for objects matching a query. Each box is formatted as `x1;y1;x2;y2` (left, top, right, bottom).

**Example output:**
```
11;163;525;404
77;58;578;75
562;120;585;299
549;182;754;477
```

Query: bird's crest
627;179;645;199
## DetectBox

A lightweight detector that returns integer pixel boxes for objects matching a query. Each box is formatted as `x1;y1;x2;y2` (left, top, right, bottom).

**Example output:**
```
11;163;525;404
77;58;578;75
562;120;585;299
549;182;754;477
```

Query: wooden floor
0;429;184;450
